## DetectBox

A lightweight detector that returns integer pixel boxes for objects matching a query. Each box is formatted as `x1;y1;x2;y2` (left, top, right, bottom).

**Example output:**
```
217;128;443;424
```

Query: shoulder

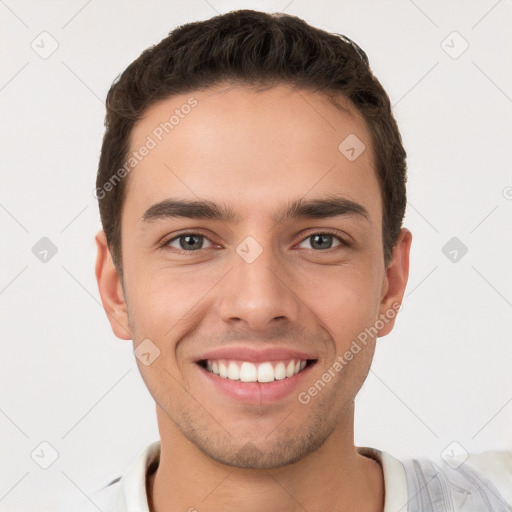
401;450;512;512
72;440;161;512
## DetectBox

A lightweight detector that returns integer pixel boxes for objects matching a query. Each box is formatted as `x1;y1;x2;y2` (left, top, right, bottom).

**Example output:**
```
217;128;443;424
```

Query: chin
192;424;333;469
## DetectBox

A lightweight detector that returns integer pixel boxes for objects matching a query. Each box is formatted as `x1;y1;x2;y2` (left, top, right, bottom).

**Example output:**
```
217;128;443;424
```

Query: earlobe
95;230;132;340
376;228;412;338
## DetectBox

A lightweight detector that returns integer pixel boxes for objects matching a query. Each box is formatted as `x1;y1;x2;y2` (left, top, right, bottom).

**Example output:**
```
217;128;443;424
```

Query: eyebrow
140;195;371;225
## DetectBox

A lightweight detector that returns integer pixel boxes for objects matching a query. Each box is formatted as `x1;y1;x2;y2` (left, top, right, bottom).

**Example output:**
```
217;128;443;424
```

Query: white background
0;0;511;510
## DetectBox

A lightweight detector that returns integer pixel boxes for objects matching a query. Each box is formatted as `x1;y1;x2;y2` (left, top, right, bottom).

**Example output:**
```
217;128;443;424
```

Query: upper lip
195;345;317;363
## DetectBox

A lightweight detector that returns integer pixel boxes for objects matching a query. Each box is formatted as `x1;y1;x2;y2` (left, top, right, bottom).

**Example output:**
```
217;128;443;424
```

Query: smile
199;358;314;383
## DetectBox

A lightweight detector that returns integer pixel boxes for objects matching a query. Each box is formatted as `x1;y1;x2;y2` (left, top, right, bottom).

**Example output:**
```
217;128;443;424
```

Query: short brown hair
96;9;407;276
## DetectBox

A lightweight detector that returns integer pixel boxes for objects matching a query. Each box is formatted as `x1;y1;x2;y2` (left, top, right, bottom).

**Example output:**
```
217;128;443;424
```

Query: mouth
197;358;317;383
193;346;318;404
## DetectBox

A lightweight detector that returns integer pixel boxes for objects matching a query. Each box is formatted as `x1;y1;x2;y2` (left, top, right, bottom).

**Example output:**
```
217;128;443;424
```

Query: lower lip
197;362;315;405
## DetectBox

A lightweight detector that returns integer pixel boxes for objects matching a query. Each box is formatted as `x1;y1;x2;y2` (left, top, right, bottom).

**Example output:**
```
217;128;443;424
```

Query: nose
217;239;301;332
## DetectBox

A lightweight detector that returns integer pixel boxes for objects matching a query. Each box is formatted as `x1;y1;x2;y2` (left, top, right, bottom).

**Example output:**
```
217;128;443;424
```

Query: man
91;9;511;512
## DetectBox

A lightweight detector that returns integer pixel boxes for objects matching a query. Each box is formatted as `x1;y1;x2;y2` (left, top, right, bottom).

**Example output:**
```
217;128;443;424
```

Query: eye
165;233;213;252
161;230;350;254
297;232;349;251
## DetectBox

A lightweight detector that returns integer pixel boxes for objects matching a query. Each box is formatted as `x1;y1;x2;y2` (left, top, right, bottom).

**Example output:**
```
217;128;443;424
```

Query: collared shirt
75;441;512;511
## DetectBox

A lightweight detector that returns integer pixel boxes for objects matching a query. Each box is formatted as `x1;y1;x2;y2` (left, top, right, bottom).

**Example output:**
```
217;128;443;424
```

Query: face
96;83;411;469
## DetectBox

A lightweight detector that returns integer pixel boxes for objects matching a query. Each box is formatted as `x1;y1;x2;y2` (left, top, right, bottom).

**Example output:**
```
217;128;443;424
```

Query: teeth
240;362;257;382
219;361;228;378
274;362;286;380
203;358;310;383
228;361;240;380
257;362;274;383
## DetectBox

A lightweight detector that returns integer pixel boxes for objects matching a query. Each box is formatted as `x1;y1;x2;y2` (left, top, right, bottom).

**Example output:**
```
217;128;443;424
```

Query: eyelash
159;230;351;255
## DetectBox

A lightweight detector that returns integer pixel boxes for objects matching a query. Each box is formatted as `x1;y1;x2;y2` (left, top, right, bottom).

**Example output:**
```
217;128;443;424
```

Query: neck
148;404;384;512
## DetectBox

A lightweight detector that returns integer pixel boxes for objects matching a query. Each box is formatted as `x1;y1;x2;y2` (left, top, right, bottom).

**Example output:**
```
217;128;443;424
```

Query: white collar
357;446;409;512
112;441;408;512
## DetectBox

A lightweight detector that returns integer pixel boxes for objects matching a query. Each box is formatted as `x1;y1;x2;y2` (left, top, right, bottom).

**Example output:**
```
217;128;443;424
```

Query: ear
94;230;131;340
376;228;412;338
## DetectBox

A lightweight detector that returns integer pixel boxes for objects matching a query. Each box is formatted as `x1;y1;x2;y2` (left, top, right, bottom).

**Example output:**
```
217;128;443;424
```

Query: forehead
124;83;381;225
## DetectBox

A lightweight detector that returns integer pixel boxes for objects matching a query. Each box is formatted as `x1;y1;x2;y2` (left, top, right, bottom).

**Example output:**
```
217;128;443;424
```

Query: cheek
298;265;381;339
123;263;223;354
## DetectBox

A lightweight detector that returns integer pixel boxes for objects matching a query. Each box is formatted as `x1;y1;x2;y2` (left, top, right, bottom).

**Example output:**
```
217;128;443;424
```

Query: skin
96;83;412;512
